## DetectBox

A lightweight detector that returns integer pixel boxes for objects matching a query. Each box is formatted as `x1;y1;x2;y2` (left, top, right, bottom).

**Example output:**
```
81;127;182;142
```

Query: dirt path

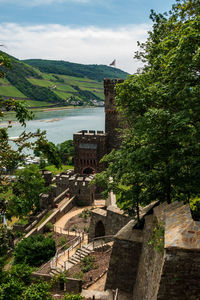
54;206;92;233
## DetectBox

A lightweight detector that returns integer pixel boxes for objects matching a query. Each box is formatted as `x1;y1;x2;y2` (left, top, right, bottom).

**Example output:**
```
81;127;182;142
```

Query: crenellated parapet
73;130;108;174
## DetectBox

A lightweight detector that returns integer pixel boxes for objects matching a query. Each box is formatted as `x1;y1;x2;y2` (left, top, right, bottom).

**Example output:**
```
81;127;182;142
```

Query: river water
1;107;105;145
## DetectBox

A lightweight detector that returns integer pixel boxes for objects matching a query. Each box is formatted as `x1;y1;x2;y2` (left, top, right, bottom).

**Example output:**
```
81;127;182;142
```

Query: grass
27;78;54;88
0;72;104;105
42;73;57;81
56;85;76;92
54;90;71;99
24;100;54;107
44;164;74;175
0;77;10;84
0;85;27;97
36;210;54;227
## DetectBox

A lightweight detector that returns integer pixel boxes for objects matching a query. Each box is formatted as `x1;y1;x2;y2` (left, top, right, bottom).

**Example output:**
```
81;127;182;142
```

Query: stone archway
82;167;95;175
95;220;105;238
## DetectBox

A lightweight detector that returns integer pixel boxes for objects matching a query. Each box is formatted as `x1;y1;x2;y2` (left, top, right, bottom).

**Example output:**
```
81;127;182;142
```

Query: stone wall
105;206;131;236
157;248;200;300
32;272;82;294
74;130;108;174
88;206;131;242
105;221;143;294
88;208;107;242
132;215;164;300
105;201;200;299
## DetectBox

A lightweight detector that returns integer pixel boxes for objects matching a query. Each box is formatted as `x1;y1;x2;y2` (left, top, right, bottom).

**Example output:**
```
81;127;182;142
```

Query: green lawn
0;85;27;97
42;73;57;81
24;100;55;107
56;85;76;92
53;90;70;99
0;77;10;85
28;78;54;88
44;164;74;175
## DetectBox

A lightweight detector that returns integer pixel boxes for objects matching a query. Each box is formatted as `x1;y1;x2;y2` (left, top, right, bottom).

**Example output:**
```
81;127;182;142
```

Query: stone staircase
68;245;92;265
50;267;63;276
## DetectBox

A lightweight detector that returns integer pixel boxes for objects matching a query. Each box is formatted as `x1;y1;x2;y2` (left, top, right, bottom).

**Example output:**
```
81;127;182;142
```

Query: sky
0;0;175;74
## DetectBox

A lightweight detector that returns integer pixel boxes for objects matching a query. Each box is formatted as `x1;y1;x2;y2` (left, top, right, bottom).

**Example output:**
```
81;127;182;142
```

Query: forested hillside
0;51;129;108
23;59;128;82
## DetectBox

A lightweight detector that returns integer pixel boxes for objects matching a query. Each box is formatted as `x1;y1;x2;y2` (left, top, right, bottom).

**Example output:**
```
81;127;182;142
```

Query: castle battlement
74;130;107;139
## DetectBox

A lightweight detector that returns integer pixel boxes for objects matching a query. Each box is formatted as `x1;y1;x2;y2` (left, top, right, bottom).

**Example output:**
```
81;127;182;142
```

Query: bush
71;225;77;231
83;226;88;233
63;292;84;300
44;222;53;232
72;271;84;280
190;197;200;221
81;255;97;273
22;281;53;300
59;236;67;246
14;234;56;267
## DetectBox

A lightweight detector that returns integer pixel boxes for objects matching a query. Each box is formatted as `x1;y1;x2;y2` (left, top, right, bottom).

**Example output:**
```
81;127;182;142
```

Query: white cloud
0;23;150;74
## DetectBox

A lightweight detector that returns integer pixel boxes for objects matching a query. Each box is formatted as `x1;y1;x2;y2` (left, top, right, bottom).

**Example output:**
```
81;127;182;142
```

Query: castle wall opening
95;220;105;238
83;167;95;175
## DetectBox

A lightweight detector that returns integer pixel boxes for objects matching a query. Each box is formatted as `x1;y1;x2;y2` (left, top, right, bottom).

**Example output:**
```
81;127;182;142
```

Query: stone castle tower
104;78;124;152
73;78;124;175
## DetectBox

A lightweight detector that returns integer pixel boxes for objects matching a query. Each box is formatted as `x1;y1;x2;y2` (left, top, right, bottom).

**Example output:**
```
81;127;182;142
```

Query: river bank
2;106;105;145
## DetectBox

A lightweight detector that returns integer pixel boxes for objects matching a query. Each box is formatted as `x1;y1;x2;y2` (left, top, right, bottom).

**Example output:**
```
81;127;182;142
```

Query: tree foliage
56;139;74;165
23;59;128;81
14;234;56;266
95;0;200;218
0;263;53;300
8;165;47;217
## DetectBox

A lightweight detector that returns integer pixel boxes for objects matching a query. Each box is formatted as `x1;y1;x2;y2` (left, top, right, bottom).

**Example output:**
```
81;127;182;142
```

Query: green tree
14;234;56;266
22;281;53;300
0;51;46;219
8;164;47;217
63;293;84;300
95;0;200;218
34;137;62;169
0;263;33;300
0;225;13;257
57;139;74;164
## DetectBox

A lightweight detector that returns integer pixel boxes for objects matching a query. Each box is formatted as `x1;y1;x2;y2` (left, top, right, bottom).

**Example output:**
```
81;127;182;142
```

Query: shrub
83;226;88;233
63;292;84;300
190;197;200;221
14;234;56;266
44;222;53;232
59;236;67;246
22;281;53;300
71;225;77;231
81;255;97;273
72;271;84;280
148;222;164;253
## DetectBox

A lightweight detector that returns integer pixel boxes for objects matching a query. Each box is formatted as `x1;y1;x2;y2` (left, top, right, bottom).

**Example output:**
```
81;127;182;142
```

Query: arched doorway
82;167;95;175
95;220;105;238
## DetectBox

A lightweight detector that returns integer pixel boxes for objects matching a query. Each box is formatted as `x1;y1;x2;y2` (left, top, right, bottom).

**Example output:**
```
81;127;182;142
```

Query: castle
41;78;124;208
74;78;124;175
40;78;200;300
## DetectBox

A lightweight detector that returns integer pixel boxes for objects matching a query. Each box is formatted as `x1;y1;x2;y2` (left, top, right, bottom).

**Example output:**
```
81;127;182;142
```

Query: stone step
50;268;62;276
69;256;81;264
81;246;92;254
76;250;87;258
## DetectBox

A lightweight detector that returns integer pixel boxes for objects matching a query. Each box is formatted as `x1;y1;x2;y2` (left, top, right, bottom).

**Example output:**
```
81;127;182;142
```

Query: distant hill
23;59;128;82
0;52;129;108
